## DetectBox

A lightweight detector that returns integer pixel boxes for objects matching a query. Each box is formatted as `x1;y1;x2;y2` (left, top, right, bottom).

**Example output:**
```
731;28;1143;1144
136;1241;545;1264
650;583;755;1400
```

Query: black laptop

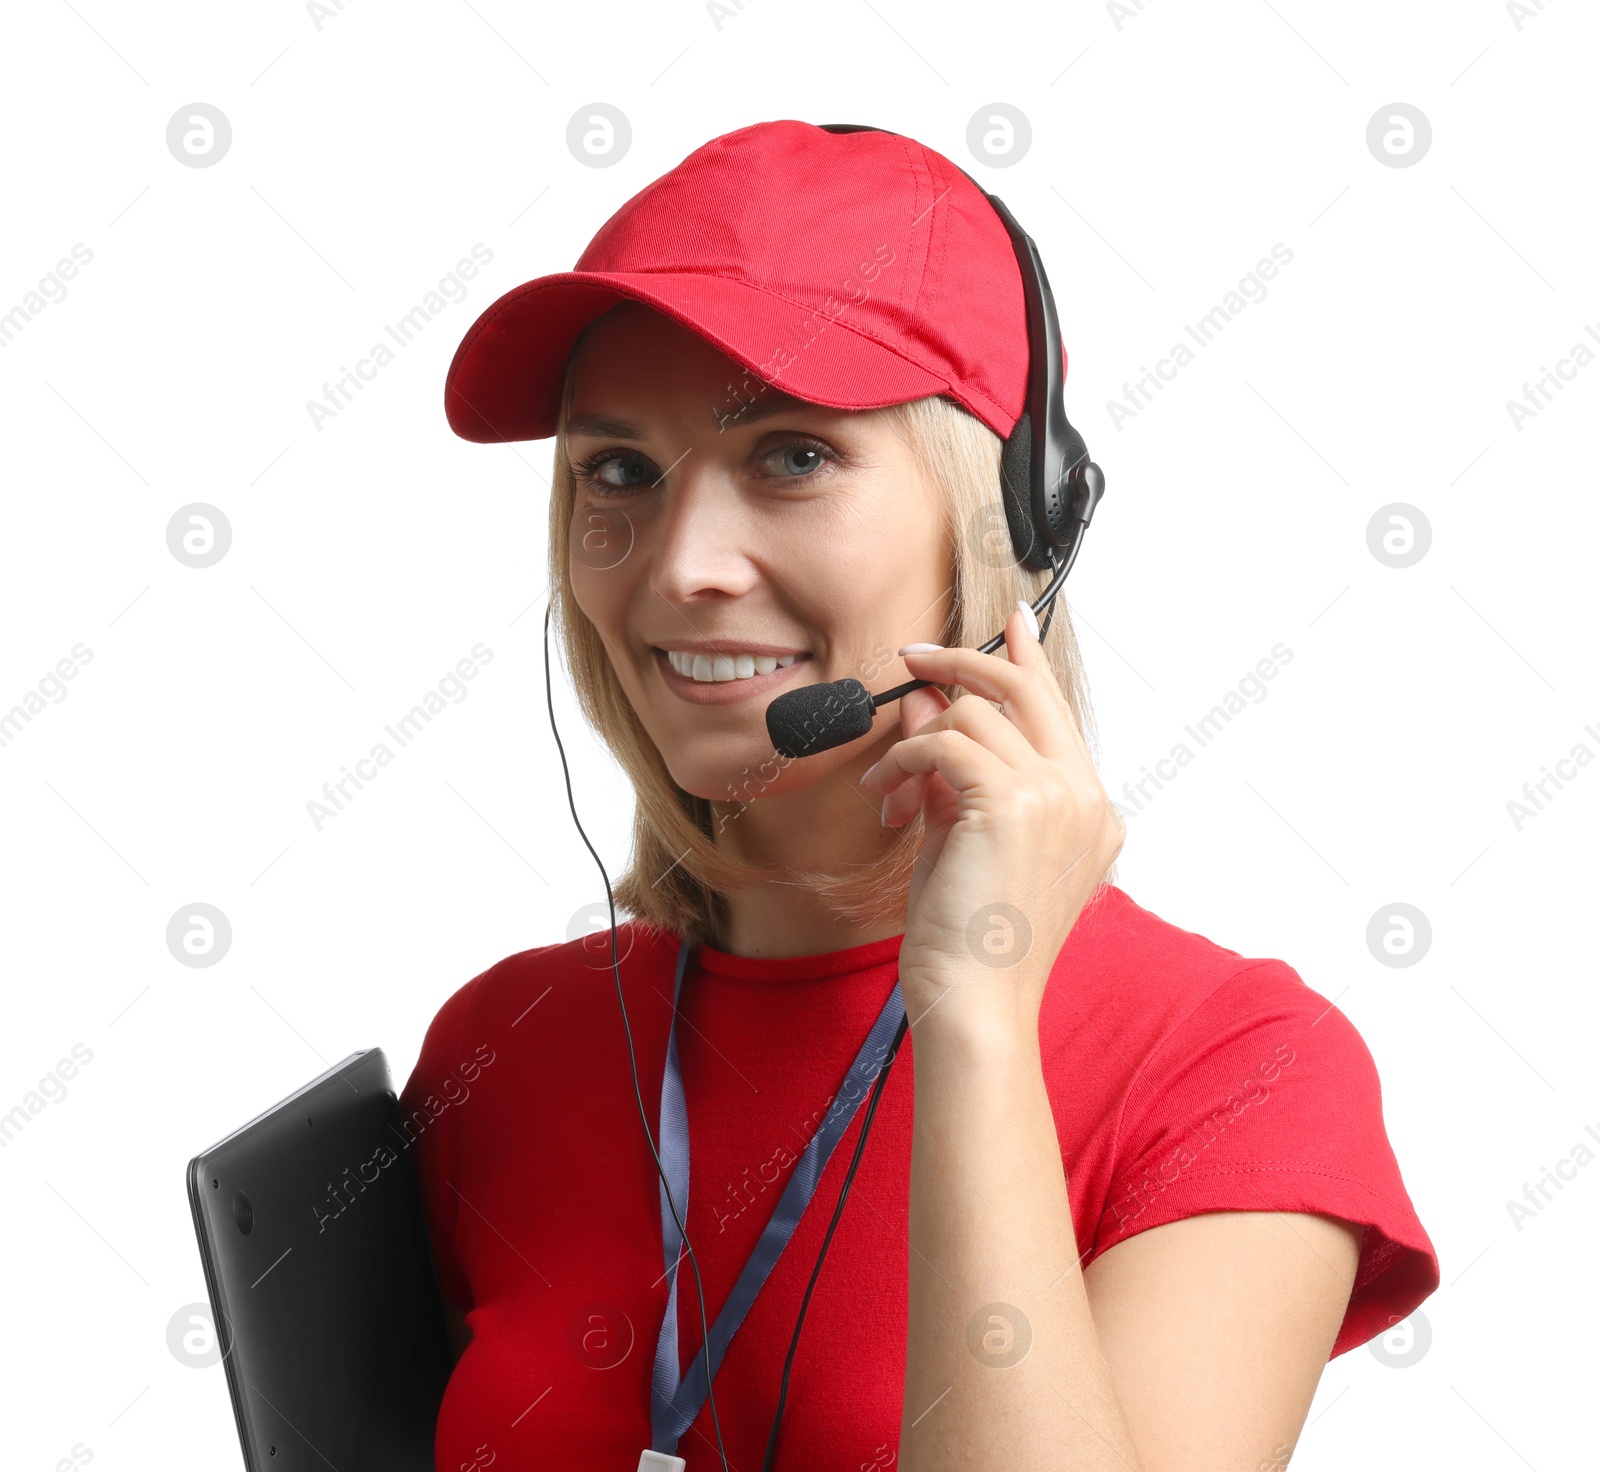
187;1048;452;1471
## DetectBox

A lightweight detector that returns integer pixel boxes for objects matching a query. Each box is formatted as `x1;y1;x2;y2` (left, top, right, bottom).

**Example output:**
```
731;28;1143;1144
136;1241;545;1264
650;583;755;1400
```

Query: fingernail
859;760;878;784
898;642;943;655
880;794;890;826
1016;598;1040;642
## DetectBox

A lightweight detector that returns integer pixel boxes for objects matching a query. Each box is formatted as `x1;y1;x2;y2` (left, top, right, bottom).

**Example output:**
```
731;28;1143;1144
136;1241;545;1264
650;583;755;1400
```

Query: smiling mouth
651;648;812;703
661;649;802;682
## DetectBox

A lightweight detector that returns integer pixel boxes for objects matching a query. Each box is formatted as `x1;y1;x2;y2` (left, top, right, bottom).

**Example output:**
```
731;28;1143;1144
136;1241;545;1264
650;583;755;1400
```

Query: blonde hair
547;323;1102;950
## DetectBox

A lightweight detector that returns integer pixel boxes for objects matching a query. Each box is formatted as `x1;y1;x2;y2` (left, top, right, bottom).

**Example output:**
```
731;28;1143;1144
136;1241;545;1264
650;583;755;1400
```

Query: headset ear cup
1000;411;1053;573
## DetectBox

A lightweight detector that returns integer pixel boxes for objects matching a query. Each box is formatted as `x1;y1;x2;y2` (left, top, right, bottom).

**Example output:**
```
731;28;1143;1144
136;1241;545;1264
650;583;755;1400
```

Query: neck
705;740;908;960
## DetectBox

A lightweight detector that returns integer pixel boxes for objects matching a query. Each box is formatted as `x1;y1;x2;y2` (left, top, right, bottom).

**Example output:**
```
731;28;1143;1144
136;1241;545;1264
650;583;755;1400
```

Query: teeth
666;651;800;683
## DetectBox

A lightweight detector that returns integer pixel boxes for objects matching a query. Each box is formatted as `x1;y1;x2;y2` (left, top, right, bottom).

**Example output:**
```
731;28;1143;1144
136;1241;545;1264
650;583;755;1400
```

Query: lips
652;647;811;706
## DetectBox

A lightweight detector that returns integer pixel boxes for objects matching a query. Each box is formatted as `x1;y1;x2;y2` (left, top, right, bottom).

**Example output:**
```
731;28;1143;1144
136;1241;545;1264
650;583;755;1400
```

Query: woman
402;120;1438;1472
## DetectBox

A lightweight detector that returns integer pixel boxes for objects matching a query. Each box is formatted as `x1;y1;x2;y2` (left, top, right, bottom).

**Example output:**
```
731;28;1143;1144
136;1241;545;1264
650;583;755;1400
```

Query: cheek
568;504;643;624
568;521;665;717
570;572;627;659
569;501;639;578
812;540;938;656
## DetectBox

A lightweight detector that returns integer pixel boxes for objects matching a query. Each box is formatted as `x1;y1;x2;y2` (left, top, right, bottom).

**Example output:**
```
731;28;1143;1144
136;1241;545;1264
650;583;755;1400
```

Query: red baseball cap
443;118;1061;445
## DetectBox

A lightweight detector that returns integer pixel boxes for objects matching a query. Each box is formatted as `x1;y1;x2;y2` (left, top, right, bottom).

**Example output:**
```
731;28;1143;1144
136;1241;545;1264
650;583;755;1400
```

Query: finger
888;689;1041;776
897;605;1079;763
1003;598;1051;676
882;771;930;827
1006;600;1094;767
861;727;1010;800
882;685;947;825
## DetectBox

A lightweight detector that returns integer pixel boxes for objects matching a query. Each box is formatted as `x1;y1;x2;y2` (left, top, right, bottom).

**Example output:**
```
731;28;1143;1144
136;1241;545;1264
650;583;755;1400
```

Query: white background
2;1;1595;1467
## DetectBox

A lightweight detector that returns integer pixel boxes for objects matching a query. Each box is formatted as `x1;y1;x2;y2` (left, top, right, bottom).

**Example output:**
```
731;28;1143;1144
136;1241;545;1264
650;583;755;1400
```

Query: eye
571;449;657;494
760;441;833;478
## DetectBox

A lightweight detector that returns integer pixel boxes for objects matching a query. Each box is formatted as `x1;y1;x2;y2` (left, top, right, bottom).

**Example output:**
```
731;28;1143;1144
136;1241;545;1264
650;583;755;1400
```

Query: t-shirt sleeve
1092;960;1439;1357
397;971;485;1312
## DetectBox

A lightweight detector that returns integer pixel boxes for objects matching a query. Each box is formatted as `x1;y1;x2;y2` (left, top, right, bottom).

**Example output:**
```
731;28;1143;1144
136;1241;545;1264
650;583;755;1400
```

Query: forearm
899;993;1145;1472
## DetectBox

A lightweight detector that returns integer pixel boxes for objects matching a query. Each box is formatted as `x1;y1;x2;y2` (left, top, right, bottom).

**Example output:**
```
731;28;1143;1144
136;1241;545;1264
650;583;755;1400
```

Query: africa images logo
313;1043;495;1233
1108;1045;1296;1228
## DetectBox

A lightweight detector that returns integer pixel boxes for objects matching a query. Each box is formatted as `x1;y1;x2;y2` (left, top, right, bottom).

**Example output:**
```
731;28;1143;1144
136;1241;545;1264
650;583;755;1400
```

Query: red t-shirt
399;884;1437;1471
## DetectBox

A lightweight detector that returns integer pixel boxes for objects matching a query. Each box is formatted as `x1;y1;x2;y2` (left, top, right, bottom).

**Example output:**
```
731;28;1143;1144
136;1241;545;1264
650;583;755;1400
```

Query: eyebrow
565;391;816;440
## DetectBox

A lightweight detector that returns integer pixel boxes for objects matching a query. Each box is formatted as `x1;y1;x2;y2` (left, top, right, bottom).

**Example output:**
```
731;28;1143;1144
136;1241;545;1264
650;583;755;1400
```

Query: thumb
880;682;948;828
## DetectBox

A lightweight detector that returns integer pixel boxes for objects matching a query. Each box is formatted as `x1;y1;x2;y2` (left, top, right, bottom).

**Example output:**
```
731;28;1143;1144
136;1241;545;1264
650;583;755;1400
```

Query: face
565;302;952;807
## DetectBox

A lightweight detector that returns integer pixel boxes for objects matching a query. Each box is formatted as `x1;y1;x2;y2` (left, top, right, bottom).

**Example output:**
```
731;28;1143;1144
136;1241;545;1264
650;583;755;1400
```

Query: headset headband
817;122;1104;573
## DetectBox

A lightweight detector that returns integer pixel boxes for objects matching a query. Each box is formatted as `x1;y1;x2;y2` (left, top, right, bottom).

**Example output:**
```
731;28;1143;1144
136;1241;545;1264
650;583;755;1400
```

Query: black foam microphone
763;486;1101;761
764;671;878;762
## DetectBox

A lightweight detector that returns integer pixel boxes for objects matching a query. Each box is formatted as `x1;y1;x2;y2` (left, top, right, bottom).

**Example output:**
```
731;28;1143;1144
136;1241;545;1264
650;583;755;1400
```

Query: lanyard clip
638;1453;686;1472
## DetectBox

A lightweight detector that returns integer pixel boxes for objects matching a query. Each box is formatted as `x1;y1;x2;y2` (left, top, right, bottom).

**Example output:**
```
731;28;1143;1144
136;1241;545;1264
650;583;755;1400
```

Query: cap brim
444;270;951;443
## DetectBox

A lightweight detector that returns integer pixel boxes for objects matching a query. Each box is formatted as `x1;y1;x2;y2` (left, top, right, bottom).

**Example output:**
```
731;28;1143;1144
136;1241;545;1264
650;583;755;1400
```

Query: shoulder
405;919;681;1082
458;918;680;1026
1046;883;1382;1150
1044;884;1328;1071
1052;887;1438;1355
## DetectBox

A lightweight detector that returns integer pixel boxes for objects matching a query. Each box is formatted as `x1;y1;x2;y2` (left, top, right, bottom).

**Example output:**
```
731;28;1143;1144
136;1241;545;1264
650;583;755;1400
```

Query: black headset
763;123;1105;762
541;120;1106;1472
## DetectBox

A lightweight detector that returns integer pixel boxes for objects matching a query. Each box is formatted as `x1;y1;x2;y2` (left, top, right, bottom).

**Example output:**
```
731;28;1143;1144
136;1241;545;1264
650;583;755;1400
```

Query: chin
668;751;802;808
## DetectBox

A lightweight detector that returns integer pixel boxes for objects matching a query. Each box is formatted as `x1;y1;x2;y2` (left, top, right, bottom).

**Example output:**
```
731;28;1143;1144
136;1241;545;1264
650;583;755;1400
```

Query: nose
646;458;762;609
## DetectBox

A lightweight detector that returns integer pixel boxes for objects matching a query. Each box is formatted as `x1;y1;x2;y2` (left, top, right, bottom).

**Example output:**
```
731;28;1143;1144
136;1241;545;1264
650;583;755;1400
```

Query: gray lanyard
648;937;906;1455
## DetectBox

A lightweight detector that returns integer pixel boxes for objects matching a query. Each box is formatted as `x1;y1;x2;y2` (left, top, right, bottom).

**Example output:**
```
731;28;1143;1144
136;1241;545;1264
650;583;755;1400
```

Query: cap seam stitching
890;132;924;323
908;137;940;328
